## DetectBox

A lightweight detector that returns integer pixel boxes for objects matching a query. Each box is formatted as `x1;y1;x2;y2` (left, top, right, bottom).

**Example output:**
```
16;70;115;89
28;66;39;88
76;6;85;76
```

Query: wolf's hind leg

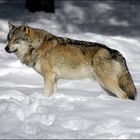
94;59;128;99
97;74;128;99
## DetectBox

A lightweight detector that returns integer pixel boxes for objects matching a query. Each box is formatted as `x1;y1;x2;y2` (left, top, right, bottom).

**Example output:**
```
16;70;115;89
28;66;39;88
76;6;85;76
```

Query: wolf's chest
34;61;42;74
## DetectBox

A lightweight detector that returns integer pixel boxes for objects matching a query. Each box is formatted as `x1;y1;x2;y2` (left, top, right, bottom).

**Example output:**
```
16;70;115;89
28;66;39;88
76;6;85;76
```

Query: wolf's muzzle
5;46;17;53
5;46;10;53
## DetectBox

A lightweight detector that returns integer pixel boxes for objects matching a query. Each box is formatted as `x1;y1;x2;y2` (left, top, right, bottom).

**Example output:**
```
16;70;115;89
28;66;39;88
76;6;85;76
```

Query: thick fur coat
5;23;137;100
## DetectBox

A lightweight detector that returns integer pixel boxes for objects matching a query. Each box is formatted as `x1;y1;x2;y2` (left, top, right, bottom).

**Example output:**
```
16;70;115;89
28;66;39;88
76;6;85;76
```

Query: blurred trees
25;0;55;13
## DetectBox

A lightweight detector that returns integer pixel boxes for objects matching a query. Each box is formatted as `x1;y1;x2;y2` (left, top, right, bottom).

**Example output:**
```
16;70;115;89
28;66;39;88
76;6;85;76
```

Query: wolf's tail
112;50;137;100
118;65;137;100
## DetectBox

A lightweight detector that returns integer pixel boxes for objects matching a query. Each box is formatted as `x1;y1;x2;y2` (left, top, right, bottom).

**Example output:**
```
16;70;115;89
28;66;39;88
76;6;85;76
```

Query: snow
0;0;140;139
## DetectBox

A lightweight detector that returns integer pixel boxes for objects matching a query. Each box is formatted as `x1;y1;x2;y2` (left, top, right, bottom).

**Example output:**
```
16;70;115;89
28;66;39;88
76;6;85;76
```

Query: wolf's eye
14;38;20;43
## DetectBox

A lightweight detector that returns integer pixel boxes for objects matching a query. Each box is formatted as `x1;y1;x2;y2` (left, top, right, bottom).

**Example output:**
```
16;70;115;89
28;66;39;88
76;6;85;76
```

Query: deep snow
0;0;140;139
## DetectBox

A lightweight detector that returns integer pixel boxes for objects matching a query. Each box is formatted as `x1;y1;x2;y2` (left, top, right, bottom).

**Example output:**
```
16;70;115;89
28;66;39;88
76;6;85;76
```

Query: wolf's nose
5;46;10;53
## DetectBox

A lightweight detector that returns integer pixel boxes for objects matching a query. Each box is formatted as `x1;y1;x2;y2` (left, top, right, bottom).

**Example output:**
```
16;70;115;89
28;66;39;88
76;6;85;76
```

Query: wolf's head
5;22;32;54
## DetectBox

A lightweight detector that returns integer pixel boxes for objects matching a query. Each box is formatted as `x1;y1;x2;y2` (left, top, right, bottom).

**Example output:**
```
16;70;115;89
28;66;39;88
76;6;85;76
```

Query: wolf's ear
8;22;15;30
21;23;29;34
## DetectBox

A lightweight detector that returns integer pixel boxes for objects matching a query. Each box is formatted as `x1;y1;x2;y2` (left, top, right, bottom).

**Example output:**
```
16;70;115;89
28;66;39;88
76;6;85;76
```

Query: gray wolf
5;23;137;100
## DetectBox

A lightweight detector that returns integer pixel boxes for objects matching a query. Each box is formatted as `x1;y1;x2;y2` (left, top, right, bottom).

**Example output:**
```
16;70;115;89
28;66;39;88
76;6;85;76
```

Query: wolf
5;22;137;100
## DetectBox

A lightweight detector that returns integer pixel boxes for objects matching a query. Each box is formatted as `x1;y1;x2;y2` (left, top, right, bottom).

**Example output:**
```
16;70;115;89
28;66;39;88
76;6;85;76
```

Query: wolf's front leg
44;73;56;97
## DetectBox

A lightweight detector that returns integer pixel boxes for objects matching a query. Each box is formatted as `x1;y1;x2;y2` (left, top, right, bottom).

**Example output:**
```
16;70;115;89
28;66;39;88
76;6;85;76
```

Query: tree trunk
25;0;55;13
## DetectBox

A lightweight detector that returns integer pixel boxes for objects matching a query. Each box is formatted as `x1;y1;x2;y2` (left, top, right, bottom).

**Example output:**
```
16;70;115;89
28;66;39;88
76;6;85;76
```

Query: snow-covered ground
0;0;140;139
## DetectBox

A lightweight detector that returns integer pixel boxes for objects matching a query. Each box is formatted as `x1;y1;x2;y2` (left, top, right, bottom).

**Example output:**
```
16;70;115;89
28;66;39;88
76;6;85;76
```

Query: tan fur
5;23;137;100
